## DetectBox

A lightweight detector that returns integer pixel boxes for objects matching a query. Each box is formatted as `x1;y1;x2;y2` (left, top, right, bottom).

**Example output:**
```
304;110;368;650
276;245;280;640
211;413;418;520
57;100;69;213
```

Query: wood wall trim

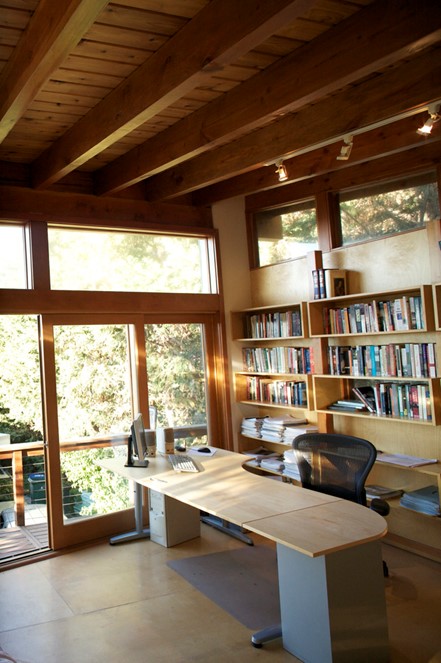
0;290;221;316
0;186;212;229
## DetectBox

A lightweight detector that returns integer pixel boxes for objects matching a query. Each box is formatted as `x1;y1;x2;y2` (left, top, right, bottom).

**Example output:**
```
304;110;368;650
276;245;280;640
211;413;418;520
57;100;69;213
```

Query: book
336;399;366;409
352;385;376;413
366;485;404;500
318;268;326;298
324;269;347;297
376;452;438;467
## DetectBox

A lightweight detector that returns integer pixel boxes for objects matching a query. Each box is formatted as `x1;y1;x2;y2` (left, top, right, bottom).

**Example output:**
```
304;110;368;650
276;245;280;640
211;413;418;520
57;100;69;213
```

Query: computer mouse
197;447;211;453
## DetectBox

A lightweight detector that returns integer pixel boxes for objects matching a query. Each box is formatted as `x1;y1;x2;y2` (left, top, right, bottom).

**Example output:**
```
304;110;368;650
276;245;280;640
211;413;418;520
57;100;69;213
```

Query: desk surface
100;449;387;558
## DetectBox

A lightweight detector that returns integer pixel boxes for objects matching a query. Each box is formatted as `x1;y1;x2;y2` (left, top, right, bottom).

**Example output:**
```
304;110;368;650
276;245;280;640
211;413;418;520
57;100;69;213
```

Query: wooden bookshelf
434;283;441;331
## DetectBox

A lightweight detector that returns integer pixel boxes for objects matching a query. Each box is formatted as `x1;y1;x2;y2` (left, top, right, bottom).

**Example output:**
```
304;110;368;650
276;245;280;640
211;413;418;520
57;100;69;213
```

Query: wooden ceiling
0;0;440;208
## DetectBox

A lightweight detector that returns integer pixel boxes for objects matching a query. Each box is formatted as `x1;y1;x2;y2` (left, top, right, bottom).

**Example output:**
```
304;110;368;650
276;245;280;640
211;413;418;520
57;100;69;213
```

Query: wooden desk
100;450;389;662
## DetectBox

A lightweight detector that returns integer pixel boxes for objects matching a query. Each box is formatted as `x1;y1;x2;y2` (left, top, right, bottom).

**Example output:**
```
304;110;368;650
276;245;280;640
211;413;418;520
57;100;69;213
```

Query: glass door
40;314;220;549
0;315;48;562
41;315;142;549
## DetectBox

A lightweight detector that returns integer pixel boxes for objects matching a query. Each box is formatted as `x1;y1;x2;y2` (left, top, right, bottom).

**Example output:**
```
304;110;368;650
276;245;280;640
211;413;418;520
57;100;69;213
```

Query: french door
40;313;220;549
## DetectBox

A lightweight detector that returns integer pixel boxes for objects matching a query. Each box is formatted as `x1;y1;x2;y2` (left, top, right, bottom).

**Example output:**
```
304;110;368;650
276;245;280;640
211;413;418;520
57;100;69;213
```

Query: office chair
251;432;389;649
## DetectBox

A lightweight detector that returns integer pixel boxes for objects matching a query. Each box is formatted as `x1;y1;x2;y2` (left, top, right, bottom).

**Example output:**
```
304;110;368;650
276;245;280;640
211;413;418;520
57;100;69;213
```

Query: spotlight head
275;160;288;182
336;135;353;161
417;104;440;136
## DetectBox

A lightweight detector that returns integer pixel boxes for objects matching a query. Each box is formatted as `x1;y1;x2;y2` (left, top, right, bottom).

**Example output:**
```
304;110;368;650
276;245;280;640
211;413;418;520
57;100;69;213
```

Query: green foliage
54;324;132;439
146;323;206;428
341;183;440;244
61;448;129;514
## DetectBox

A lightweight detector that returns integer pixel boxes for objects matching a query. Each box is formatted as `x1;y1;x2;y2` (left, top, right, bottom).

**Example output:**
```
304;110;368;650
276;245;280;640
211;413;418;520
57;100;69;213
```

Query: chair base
251;623;282;648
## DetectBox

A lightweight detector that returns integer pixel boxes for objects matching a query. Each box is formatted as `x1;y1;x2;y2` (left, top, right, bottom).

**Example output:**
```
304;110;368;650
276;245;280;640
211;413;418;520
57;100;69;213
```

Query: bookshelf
434;283;441;331
308;284;440;425
305;284;441;540
232;302;316;453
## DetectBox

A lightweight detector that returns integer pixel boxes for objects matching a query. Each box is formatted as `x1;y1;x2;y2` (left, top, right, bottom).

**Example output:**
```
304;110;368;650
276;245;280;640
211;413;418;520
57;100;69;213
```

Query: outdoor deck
0;522;49;561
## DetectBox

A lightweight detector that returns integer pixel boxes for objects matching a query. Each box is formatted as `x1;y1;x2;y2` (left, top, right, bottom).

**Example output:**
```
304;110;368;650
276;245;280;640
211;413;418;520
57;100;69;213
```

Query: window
48;227;214;293
340;174;440;246
254;201;318;267
0;224;27;289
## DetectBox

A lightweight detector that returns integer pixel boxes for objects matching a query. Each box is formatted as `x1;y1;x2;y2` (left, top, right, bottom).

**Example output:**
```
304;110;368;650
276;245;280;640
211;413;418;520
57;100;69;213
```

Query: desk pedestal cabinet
277;541;388;663
148;489;200;547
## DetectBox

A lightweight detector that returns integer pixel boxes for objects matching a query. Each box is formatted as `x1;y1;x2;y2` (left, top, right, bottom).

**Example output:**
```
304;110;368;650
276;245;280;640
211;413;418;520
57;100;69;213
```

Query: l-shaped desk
101;449;389;663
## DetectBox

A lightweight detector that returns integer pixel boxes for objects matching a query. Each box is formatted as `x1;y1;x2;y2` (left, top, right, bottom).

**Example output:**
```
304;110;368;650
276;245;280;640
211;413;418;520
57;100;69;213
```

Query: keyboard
168;454;200;473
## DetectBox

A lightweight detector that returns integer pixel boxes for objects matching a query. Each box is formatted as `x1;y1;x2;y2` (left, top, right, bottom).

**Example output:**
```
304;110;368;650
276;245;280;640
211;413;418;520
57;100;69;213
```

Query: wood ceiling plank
62;54;138;78
72;40;150;66
31;0;317;188
96;4;186;35
0;0;109;143
142;47;441;200
115;0;209;19
83;23;168;50
97;0;441;195
0;6;34;30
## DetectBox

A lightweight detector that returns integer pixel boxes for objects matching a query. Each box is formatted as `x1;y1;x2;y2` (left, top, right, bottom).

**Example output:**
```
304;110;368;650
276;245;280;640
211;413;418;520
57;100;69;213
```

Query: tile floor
1;526;441;663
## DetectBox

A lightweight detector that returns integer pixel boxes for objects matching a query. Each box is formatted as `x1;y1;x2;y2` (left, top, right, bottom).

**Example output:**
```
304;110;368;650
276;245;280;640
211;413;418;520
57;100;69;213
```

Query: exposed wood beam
143;47;441;200
31;0;317;189
193;114;441;205
96;0;441;195
0;290;221;316
0;186;212;228
0;0;109;143
245;141;441;212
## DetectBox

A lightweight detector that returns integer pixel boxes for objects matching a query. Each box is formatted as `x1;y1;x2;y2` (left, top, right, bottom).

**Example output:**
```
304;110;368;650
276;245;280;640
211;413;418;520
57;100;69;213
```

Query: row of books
322;295;424;335
327;342;437;378
242;346;313;375
351;382;433;421
244;309;302;339
245;376;307;407
312;268;347;299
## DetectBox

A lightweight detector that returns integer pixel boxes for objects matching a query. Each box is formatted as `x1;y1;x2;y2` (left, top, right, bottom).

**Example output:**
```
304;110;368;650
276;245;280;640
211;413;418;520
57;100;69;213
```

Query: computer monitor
126;413;149;467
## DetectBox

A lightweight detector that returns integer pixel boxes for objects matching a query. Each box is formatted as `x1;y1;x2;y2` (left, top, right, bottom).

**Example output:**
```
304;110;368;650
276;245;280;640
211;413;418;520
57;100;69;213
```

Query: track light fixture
417;104;440;135
336;135;353;161
275;159;288;182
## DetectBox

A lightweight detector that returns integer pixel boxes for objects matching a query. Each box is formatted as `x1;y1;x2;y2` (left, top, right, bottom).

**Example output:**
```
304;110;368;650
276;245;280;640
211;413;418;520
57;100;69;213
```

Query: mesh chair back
293;433;377;505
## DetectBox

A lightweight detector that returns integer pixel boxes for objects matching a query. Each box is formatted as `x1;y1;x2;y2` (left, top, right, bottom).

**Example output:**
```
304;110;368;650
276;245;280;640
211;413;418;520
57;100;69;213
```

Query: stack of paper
400;486;440;516
240;417;265;438
259;456;285;472
283;449;300;481
282;424;318;444
260;415;308;443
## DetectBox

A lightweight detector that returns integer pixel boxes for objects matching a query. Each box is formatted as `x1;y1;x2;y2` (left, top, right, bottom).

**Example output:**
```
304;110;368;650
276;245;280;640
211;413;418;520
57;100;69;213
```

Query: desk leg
200;514;254;545
276;541;389;663
110;481;150;545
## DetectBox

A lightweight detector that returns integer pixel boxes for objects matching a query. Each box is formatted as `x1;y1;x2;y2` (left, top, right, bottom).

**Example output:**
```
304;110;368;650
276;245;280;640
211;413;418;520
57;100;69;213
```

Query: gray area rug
167;544;280;630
